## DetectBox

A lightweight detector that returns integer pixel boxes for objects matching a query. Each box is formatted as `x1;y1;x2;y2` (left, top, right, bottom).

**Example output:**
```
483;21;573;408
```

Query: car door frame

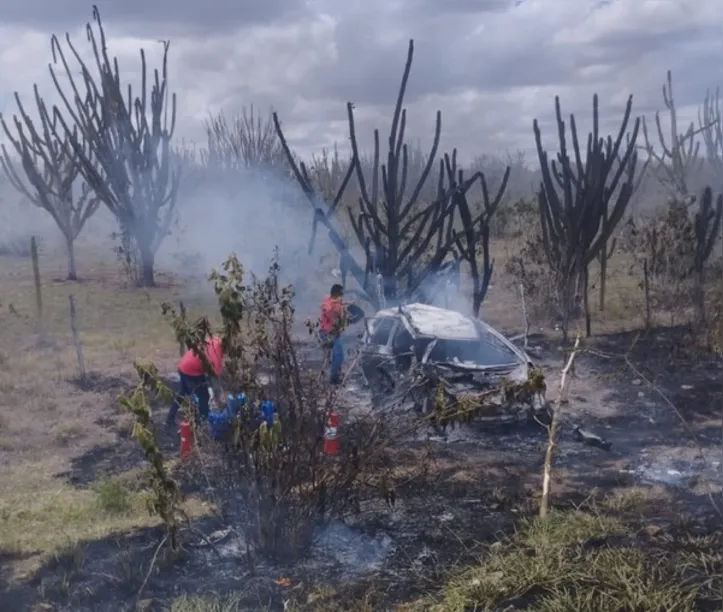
360;315;400;380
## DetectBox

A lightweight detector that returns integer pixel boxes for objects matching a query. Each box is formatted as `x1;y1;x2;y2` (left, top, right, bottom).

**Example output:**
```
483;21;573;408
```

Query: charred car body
358;303;548;427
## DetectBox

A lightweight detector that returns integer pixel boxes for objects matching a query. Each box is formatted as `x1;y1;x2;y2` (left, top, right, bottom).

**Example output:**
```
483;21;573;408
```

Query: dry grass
0;243;217;579
405;504;721;612
487;236;652;335
167;594;246;612
0;464;210;579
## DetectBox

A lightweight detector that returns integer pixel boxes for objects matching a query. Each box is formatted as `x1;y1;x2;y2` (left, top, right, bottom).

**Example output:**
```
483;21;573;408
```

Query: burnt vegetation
273;40;509;314
0;5;721;612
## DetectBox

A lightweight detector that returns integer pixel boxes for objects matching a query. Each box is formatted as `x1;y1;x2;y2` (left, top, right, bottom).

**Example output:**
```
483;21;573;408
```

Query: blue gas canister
226;392;247;416
208;407;231;440
259;400;275;427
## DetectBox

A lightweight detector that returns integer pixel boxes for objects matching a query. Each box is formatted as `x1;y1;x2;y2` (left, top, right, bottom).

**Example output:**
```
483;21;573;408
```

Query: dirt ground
0;239;721;611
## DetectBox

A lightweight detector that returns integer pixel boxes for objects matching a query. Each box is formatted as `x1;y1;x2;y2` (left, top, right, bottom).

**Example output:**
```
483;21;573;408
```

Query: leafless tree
533;93;641;341
203;106;288;171
48;6;180;287
0;85;99;280
273;39;506;311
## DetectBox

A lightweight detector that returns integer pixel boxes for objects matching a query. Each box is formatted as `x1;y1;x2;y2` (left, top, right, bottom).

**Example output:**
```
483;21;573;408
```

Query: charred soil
0;249;720;612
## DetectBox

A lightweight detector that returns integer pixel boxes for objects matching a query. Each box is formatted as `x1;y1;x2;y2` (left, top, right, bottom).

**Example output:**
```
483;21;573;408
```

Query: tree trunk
599;248;607;311
138;243;156;287
471;262;482;318
558;275;574;343
583;268;591;337
643;258;652;329
65;235;78;281
693;267;706;326
472;292;483;318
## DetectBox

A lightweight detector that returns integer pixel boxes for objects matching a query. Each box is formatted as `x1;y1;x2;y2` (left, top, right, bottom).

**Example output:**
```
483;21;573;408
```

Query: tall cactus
533;94;641;341
442;150;509;316
692;186;723;324
642;70;703;200
0;85;99;281
273;39;502;310
699;87;722;178
48;6;180;287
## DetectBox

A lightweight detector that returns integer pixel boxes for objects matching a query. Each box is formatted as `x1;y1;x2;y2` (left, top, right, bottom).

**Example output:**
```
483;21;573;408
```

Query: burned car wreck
358;303;549;428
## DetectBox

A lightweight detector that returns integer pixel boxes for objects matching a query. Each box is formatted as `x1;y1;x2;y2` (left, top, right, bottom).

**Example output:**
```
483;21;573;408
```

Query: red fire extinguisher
179;419;193;460
323;410;340;456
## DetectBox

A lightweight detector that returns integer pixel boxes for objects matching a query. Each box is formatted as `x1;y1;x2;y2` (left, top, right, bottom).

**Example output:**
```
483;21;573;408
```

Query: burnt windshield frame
427;337;521;367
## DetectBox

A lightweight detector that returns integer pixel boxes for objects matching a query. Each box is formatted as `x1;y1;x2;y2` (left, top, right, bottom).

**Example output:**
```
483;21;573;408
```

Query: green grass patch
421;509;721;612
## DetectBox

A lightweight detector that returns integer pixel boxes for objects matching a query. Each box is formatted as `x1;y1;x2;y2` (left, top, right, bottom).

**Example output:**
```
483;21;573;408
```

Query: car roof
375;303;480;341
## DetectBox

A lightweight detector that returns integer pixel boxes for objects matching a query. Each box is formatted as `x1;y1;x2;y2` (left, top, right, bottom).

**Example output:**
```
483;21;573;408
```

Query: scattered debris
572;425;612;451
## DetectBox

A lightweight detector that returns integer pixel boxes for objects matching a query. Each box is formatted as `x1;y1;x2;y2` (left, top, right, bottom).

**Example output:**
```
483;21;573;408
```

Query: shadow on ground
56;375;182;486
3;456;545;612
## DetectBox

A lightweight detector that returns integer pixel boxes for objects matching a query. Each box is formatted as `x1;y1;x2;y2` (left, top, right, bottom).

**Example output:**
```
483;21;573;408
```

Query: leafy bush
92;477;131;514
125;252;421;563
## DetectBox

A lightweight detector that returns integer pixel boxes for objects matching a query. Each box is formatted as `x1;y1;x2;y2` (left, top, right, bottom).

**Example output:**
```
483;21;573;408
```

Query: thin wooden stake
519;283;530;350
178;300;187;356
643;258;652;329
68;294;86;380
30;236;42;331
540;334;581;519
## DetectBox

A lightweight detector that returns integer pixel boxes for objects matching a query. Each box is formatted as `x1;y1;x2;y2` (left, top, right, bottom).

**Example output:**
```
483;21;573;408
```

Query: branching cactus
274;39;503;311
0;86;99;280
692;186;723;323
699;87;722;178
642;70;704;200
48;6;181;287
533;93;641;341
442;151;509;316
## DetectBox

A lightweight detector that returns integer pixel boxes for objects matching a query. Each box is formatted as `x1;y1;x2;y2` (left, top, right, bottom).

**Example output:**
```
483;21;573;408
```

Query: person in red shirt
166;335;225;427
319;284;348;384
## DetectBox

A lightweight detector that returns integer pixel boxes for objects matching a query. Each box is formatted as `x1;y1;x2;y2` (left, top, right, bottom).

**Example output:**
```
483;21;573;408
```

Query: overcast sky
0;0;720;166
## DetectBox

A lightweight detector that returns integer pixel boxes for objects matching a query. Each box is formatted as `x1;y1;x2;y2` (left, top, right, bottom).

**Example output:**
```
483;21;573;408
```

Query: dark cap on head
330;284;344;298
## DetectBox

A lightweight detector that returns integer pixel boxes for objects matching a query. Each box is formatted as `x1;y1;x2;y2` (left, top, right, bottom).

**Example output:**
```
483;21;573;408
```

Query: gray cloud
0;0;720;167
0;0;309;35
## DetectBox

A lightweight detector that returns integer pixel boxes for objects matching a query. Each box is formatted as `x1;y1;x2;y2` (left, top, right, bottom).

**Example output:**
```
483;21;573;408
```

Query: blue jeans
166;371;210;425
320;332;344;383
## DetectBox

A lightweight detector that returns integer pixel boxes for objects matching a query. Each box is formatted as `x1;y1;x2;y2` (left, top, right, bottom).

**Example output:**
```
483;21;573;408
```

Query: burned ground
0;241;721;612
